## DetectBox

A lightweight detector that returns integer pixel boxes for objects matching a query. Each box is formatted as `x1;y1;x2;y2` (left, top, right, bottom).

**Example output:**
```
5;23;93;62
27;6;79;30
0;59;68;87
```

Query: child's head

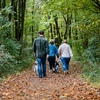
50;39;54;44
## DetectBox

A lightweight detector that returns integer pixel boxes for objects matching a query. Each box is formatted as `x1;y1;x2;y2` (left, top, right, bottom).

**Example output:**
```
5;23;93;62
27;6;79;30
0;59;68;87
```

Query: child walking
47;39;59;73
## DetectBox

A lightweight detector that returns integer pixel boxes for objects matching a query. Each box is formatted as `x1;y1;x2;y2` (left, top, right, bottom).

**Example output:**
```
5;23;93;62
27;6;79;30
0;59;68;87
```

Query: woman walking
58;39;73;75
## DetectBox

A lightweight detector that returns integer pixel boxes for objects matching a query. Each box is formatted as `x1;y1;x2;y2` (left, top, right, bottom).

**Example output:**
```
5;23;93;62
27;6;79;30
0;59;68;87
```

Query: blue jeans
60;57;70;72
37;58;46;78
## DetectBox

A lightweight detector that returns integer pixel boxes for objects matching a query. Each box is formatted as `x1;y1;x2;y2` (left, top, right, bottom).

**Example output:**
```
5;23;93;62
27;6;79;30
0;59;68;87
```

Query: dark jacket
33;36;49;58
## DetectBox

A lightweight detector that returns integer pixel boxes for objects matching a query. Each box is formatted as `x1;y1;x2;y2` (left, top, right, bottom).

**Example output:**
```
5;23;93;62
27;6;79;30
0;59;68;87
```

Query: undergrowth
80;63;100;88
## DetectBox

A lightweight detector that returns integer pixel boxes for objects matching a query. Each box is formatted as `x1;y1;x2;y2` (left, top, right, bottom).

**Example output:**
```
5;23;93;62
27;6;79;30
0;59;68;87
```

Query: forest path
0;61;100;100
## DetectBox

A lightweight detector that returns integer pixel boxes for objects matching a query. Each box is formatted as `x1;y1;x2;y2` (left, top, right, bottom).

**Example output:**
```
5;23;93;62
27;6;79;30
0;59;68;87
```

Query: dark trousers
48;56;55;70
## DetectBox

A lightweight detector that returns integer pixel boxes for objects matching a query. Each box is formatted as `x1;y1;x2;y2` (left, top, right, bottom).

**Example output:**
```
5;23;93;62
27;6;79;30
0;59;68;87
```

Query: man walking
33;30;49;78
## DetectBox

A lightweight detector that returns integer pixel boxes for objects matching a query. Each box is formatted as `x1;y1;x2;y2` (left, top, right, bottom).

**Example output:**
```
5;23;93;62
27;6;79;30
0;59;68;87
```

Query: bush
0;45;17;77
83;33;100;67
81;32;100;87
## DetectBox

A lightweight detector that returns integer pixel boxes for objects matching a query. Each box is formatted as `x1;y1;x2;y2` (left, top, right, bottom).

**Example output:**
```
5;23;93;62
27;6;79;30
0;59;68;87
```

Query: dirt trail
0;61;100;100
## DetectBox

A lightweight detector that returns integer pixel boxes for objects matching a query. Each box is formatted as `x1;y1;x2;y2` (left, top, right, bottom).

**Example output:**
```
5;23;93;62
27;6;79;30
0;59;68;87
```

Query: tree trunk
62;14;72;40
62;15;68;39
32;26;34;44
69;14;72;47
3;0;5;8
50;23;53;39
0;0;1;8
14;0;26;41
92;0;100;12
83;34;88;49
54;15;61;46
0;0;6;8
32;10;34;44
20;0;26;41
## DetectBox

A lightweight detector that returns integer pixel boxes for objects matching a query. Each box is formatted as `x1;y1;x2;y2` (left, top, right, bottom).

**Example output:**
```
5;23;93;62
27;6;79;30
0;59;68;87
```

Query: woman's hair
63;39;67;43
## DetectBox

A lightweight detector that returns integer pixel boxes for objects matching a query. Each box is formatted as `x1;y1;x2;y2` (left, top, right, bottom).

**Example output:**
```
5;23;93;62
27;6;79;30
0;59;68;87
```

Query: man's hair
39;30;44;35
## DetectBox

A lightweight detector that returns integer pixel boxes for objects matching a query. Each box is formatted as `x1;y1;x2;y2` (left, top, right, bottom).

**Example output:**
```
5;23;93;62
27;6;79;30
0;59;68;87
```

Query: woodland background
0;0;100;86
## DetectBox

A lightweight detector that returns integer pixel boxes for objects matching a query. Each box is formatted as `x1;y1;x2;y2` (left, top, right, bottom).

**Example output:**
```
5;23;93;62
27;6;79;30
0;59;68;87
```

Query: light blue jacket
48;44;58;57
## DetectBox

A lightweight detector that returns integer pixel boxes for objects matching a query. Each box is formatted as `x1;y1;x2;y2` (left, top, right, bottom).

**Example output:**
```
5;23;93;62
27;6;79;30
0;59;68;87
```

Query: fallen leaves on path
0;62;100;100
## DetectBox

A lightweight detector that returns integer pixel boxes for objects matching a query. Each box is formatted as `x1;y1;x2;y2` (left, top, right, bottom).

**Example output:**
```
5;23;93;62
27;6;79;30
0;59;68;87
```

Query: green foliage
4;39;21;58
17;46;34;70
0;7;13;43
0;42;33;78
0;45;16;77
0;16;12;39
72;39;84;60
83;33;100;67
81;64;100;86
0;7;33;78
81;30;100;86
